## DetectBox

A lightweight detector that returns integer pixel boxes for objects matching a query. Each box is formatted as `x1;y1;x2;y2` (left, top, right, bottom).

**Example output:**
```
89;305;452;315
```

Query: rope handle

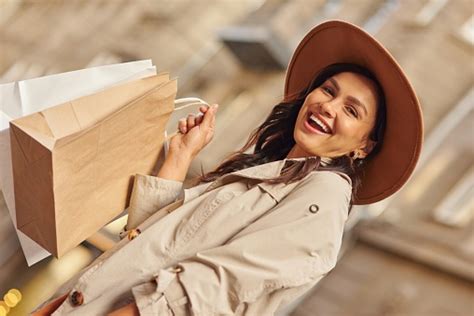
174;97;210;110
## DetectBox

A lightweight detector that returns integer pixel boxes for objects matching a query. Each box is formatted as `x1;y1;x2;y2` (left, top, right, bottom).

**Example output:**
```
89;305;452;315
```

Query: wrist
167;148;194;165
156;150;194;182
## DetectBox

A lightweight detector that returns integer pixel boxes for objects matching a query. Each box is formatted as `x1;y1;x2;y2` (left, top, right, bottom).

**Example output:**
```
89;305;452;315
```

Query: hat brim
284;20;424;205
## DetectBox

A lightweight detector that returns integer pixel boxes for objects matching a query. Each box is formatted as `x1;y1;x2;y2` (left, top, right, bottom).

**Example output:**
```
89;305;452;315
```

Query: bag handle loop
174;97;210;110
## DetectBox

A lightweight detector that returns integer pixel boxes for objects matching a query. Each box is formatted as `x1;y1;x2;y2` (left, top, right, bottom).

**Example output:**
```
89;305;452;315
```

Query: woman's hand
169;104;218;160
155;104;218;181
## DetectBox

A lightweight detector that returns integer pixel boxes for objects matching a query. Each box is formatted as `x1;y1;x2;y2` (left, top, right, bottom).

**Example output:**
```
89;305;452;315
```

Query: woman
34;20;423;315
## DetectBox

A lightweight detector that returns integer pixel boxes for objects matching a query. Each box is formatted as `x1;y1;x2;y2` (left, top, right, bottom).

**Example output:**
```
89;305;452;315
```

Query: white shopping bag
0;60;157;266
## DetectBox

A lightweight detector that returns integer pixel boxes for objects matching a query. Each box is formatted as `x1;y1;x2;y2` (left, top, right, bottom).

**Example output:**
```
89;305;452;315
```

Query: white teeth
309;114;330;133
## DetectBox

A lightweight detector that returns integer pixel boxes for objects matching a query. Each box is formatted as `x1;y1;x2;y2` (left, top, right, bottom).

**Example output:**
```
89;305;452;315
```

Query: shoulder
273;170;352;214
299;170;352;198
309;169;352;185
278;170;352;215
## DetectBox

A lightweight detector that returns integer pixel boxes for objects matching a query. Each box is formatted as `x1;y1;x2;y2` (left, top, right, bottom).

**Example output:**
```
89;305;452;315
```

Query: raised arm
125;104;219;230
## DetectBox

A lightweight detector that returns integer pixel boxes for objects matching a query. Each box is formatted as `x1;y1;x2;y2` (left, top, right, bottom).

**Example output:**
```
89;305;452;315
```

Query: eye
322;86;334;96
346;106;359;118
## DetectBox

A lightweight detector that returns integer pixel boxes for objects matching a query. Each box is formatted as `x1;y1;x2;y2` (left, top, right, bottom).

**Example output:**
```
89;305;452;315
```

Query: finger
209;105;217;128
195;113;204;125
178;118;187;133
201;104;218;129
199;105;209;114
187;114;196;129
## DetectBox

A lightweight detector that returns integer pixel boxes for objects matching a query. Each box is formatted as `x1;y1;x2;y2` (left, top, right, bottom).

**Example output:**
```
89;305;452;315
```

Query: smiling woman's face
289;72;378;159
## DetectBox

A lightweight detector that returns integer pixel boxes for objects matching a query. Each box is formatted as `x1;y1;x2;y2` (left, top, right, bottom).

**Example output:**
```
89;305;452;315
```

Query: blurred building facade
0;0;472;315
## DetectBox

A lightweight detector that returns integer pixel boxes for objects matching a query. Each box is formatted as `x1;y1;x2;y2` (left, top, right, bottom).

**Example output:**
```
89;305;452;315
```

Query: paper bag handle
174;97;210;110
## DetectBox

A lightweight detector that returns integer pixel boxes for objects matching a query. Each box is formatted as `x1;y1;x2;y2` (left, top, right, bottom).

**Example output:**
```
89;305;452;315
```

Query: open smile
303;112;333;135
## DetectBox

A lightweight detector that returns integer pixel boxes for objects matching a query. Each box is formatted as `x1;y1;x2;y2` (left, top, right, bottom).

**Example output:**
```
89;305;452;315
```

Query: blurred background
0;0;473;315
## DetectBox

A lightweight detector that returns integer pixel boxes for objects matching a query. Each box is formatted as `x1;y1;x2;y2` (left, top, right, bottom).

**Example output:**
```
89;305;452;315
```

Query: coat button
309;204;319;213
170;266;184;273
128;228;141;240
70;291;84;306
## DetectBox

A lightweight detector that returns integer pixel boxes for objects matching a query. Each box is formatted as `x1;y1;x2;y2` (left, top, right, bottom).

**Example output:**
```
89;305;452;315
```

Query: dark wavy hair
196;63;386;212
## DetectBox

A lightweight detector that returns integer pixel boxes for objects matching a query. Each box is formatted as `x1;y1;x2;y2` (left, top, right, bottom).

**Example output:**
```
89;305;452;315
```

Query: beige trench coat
37;157;352;315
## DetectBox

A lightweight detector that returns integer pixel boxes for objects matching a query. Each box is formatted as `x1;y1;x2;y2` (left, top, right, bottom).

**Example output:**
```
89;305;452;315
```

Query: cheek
295;105;309;127
337;120;369;141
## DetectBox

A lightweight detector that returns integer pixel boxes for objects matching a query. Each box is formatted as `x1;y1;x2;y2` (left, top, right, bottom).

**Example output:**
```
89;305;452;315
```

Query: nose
320;101;336;118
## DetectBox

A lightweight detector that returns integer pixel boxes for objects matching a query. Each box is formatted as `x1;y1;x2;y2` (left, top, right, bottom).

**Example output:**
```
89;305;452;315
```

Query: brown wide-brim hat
284;20;424;205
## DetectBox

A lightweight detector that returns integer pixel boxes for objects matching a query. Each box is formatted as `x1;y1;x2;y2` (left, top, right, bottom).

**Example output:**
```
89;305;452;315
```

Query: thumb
201;104;218;129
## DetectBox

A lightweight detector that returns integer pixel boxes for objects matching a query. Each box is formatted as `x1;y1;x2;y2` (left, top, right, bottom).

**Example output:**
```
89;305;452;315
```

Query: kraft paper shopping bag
0;59;157;265
10;73;176;257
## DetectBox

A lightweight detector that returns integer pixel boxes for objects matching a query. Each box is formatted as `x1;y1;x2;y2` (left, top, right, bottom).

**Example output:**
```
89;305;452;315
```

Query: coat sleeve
125;174;184;231
131;172;351;315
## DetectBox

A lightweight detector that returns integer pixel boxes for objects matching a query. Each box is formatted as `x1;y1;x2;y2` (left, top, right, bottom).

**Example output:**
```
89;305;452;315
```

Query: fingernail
213;104;219;110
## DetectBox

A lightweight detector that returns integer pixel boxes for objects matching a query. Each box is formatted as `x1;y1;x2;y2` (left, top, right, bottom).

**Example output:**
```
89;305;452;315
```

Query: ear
358;139;377;159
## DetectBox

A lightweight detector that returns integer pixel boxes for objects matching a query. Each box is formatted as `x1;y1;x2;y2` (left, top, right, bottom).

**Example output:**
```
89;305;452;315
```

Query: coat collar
203;156;349;203
228;156;333;180
227;160;284;180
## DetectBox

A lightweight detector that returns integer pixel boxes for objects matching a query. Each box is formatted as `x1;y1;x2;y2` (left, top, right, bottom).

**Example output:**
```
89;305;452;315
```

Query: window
412;0;449;27
455;15;474;46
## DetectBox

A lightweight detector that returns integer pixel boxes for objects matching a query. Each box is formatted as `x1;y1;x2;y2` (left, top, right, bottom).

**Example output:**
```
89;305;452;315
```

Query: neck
286;145;308;159
286;146;333;166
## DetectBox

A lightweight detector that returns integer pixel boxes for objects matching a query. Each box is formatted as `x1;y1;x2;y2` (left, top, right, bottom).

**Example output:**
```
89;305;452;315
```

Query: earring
350;151;362;160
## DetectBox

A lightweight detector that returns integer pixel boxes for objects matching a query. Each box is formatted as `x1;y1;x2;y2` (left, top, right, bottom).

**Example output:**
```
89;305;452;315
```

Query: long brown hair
197;63;386;212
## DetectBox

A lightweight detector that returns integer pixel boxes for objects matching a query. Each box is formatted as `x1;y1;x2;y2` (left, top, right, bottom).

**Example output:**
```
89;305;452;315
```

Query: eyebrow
328;78;369;117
